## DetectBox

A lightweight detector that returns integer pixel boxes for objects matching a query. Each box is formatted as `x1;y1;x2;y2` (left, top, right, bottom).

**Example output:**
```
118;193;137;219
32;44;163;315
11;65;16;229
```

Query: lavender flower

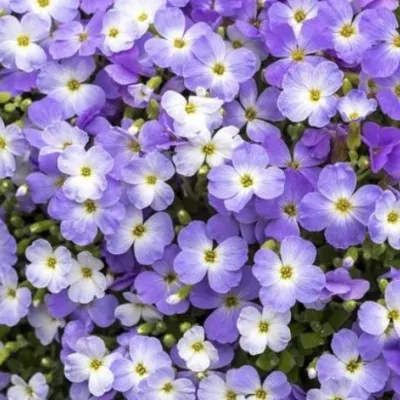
336;89;377;122
7;373;48;400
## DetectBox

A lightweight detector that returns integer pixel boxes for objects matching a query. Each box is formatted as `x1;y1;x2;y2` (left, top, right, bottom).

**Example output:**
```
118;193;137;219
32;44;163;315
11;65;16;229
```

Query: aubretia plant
1;0;400;399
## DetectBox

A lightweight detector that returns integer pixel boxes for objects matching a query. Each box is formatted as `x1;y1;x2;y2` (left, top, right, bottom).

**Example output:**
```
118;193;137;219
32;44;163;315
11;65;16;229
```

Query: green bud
20;98;32;112
29;220;55;234
134;118;145;130
0;179;13;192
179;322;192;334
287;123;305;142
343;300;357;312
216;26;225;38
17;238;36;255
177;209;191;225
196;371;207;380
167;285;192;305
345;247;358;263
41;357;54;368
14;228;28;239
347;121;361;150
0;92;11;104
197;165;209;177
379;279;389;293
261;239;277;251
162;334;177;348
378;298;386;306
13;96;22;105
33;288;46;305
155;321;167;333
137;323;155;335
146;99;160;119
10;214;24;228
348;150;358;162
3;103;16;113
357;156;369;170
0;347;10;366
333;257;342;268
147;76;162;90
342;78;352;95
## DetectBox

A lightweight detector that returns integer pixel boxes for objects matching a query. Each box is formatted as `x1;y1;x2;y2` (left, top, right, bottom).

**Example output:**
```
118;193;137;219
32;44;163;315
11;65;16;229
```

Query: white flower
7;373;49;400
115;292;161;327
67;251;107;304
177;326;218;372
237;306;291;355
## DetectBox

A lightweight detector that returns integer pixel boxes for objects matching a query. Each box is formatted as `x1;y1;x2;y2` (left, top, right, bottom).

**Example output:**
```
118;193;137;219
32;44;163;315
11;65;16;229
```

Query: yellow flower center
283;202;297;217
387;211;399;224
138;13;148;22
108;28;119;38
37;0;50;7
340;24;356;38
192;342;204;352
202;143;215;155
294;9;306;23
185;102;196;114
62;141;72;149
226;391;237;400
349;112;359;121
162;383;174;393
291;48;305;61
232;40;242;49
81;267;92;278
245;107;257;121
258;321;269;333
78;32;88;42
240;174;254;188
146;175;157;185
84;200;97;214
280;265;293;280
133;224;146;237
46;257;57;269
393;35;400;48
174;38;185;48
135;363;147;376
346;359;361;373
224;295;239;308
213;63;225;76
17;35;30;47
163;273;177;285
335;198;352;214
309;89;321;102
255;389;267;400
90;359;103;370
388;309;399;321
67;79;81;91
204;249;217;263
7;288;16;298
0;137;6;150
395;84;400;97
80;166;92;177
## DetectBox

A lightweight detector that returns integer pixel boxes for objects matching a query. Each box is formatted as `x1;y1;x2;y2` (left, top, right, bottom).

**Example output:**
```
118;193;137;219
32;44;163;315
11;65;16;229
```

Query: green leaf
299;333;325;350
278;350;296;373
255;350;280;372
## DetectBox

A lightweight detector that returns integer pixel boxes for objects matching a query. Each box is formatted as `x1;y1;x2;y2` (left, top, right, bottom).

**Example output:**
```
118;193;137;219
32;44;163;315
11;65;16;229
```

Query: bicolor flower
173;126;243;177
105;207;174;265
368;190;400;249
358;280;400;337
177;325;218;372
208;143;285;213
277;61;344;127
237;306;291;355
375;66;400;121
0;13;49;72
197;373;243;400
183;32;258;101
67;251;107;304
64;336;122;397
316;329;389;398
7;373;48;400
0;266;31;327
122;151;175;211
58;145;113;202
306;378;359;400
161;90;223;138
173;220;248;293
336;89;377;122
25;239;72;294
253;236;325;311
299;163;382;248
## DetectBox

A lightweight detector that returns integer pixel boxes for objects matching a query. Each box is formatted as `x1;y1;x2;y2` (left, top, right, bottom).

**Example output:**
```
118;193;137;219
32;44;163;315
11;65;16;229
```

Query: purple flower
105;207;174;265
336;89;377;122
48;182;125;246
122;151;175;211
253;236;325;312
145;7;210;75
299;163;382;249
7;373;48;400
375;66;400;120
268;0;319;36
256;170;313;241
173;220;248;293
0;118;28;178
316;329;390;398
58;145;114;202
111;336;172;397
264;20;328;88
0;13;49;72
358;279;400;336
137;367;196;400
37;57;106;118
362;122;400;177
0;266;31;327
49;14;103;59
368;190;400;249
183;32;258;101
135;244;190;315
230;366;292;399
307;379;358;400
223;79;283;141
360;7;400;78
319;0;372;64
190;268;259;344
197;373;243;400
25;239;72;294
65;336;122;397
208;143;285;212
0;221;17;269
278;61;344;127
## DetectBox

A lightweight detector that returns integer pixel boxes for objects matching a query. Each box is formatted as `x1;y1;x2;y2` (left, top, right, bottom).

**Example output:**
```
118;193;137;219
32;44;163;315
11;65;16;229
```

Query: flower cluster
1;0;400;399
